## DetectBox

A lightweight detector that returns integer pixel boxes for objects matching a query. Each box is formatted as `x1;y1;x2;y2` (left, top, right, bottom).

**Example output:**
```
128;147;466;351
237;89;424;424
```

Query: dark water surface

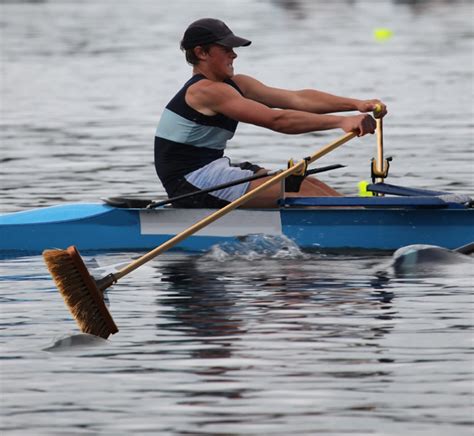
1;0;473;435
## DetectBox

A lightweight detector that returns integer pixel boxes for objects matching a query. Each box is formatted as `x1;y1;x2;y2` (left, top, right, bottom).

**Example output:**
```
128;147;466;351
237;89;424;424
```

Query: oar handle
373;104;385;182
374;104;384;177
373;103;384;119
376;119;384;175
109;132;356;283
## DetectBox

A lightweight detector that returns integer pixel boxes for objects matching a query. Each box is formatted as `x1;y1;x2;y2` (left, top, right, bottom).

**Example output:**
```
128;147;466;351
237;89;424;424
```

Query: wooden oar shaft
373;103;386;184
376;117;384;176
113;132;356;280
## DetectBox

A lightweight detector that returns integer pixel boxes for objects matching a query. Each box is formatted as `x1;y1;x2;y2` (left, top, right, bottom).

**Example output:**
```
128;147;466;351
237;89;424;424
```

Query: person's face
206;44;237;79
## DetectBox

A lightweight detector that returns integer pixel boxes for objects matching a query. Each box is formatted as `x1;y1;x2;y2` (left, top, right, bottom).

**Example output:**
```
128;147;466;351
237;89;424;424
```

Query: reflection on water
1;247;472;434
158;253;398;359
159;259;243;362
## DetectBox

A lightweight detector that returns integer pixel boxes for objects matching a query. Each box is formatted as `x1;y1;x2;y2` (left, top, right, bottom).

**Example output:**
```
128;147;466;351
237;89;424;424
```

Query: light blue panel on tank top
156;108;233;149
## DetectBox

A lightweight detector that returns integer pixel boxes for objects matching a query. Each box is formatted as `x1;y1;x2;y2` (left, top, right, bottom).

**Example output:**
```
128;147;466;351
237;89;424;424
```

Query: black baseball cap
180;18;251;50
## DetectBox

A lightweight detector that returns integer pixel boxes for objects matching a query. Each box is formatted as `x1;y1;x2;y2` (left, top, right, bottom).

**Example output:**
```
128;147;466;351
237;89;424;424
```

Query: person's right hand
356;100;387;118
340;114;376;136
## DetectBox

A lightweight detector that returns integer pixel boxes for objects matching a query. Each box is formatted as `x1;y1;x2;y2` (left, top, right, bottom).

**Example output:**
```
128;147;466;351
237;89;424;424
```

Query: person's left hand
357;100;387;118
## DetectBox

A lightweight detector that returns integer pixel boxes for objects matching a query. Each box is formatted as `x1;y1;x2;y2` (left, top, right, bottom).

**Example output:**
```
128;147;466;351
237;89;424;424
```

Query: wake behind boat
1;183;473;255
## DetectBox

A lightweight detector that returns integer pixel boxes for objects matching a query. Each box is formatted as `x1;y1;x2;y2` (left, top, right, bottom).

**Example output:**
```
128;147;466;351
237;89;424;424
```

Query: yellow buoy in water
374;28;393;42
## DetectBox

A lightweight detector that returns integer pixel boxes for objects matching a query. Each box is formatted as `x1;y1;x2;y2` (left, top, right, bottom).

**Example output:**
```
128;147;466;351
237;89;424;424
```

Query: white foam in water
44;334;109;352
88;257;162;281
89;260;130;280
204;234;308;262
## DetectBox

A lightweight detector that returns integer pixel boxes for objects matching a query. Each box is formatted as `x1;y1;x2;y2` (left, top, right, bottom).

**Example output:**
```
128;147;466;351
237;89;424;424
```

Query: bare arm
187;79;376;136
233;74;387;116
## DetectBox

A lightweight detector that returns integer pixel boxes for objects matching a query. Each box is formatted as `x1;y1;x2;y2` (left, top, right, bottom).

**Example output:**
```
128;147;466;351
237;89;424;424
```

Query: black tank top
154;74;243;193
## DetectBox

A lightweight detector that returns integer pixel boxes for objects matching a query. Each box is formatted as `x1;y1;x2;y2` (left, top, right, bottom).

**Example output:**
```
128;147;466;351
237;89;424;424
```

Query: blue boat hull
1;201;473;255
282;208;472;250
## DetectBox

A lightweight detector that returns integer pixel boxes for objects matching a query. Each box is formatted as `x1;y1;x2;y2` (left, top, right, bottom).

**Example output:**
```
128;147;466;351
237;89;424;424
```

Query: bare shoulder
186;78;242;115
189;78;240;99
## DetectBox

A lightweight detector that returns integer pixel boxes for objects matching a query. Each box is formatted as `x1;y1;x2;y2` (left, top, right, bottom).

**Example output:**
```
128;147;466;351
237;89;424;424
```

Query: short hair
182;44;213;65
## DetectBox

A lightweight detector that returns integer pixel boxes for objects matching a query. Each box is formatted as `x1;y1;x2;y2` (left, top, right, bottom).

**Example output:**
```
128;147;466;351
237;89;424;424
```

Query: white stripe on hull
139;209;282;237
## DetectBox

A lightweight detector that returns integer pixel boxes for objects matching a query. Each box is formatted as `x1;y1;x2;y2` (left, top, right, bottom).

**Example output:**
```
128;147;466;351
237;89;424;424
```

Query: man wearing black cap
154;18;387;208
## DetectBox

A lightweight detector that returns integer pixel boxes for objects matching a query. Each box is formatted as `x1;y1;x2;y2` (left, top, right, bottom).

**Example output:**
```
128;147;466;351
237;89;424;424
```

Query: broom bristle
43;246;119;339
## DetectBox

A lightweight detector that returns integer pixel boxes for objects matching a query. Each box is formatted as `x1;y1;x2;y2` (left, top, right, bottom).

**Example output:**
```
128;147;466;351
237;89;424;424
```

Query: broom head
43;246;119;339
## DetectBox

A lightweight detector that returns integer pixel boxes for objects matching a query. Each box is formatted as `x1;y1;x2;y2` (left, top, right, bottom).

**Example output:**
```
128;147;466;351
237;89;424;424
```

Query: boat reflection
153;253;398;367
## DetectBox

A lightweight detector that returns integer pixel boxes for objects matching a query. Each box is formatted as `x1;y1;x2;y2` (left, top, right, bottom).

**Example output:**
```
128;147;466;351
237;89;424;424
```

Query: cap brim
217;34;251;48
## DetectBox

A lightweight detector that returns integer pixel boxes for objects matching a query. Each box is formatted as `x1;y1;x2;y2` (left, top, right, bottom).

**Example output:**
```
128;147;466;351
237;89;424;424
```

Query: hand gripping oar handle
97;132;357;290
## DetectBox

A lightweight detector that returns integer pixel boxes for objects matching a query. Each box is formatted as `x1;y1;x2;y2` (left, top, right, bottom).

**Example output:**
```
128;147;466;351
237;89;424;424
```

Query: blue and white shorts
172;157;263;208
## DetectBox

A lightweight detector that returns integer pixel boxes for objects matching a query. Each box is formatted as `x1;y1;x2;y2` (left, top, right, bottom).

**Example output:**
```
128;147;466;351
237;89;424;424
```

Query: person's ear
194;46;208;61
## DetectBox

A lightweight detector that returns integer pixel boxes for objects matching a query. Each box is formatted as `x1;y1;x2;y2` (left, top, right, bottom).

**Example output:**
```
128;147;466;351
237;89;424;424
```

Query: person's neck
193;66;225;82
